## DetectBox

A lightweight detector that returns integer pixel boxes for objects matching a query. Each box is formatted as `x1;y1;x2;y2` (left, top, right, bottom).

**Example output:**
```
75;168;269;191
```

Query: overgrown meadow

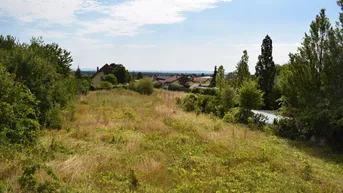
1;89;342;192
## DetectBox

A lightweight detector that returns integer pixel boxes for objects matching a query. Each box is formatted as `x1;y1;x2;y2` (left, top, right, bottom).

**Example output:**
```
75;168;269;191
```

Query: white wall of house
92;71;104;86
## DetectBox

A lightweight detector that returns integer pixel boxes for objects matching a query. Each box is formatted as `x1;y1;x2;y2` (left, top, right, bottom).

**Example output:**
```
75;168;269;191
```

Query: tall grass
0;89;342;192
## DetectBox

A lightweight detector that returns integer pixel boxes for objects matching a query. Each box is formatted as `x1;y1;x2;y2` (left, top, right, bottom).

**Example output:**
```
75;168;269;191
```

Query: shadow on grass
287;139;343;166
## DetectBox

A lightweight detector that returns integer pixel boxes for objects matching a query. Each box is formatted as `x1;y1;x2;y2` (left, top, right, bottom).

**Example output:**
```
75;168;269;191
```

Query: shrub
19;164;60;192
181;94;197;112
76;79;90;95
221;85;236;110
273;118;302;140
200;88;218;96
104;74;118;85
238;80;264;110
0;181;4;193
169;83;182;91
223;111;237;123
0;65;40;146
190;88;218;96
153;81;162;88
46;104;63;129
190;88;201;94
135;78;154;95
99;81;114;90
252;113;268;129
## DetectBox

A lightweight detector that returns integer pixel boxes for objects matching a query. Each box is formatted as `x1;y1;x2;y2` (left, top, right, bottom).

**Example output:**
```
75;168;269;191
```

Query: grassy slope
1;89;343;192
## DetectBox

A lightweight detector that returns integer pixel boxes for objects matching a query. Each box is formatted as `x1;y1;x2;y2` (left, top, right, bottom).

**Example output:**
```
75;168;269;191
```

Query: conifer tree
255;35;276;109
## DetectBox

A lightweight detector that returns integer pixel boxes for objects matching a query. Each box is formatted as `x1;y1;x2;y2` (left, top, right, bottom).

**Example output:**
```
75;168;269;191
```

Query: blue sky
0;0;340;72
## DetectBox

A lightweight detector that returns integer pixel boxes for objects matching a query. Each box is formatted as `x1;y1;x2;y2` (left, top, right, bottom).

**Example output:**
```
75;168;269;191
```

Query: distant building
193;76;212;86
91;64;113;86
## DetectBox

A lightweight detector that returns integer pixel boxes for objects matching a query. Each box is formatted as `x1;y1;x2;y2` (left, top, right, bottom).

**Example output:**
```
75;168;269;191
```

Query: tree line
185;2;343;152
0;36;88;147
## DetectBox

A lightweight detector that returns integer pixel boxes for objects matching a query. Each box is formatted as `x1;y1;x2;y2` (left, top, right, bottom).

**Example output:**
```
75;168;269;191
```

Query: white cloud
81;0;232;36
0;0;103;24
125;44;157;49
0;0;232;36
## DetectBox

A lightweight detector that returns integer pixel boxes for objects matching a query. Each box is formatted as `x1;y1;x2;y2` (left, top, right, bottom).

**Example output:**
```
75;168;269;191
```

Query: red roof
91;64;113;78
162;75;179;84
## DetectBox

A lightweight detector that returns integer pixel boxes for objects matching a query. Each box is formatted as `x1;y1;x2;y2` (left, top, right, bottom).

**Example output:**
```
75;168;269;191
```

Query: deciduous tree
236;50;251;87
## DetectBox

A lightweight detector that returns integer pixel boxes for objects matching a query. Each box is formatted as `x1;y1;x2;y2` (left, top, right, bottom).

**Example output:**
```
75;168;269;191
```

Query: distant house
194;76;212;86
91;64;113;86
151;75;172;82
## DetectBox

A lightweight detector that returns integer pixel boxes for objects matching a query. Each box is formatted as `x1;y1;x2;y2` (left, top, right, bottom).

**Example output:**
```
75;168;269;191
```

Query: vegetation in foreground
1;89;342;192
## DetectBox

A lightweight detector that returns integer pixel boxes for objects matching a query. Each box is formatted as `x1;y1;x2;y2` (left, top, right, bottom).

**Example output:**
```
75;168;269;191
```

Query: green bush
0;65;40;146
76;79;90;95
273;118;303;140
190;88;218;96
135;78;154;95
104;74;118;85
252;113;268;129
46;104;63;129
153;81;162;88
98;81;114;90
0;35;77;146
181;94;197;112
0;181;4;193
238;80;264;110
18;164;60;193
221;85;236;110
201;88;218;96
169;83;182;91
223;111;237;123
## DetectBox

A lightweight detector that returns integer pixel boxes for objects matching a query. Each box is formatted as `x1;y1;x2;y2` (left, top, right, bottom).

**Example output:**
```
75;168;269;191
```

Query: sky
0;0;341;72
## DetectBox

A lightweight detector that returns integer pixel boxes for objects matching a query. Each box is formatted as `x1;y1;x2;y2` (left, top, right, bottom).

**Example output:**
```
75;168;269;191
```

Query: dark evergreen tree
75;66;81;78
178;75;190;88
210;66;217;87
112;64;132;84
136;72;143;80
255;35;276;109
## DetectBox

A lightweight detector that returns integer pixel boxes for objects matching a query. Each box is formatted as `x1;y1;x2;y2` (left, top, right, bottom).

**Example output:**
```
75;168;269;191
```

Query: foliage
273;118;303;140
136;72;143;80
153;81;162;88
210;66;217;87
180;94;197;112
76;78;91;95
2;89;343;192
104;74;118;85
215;65;225;90
236;50;251;87
75;66;81;78
0;35;76;131
0;64;40;146
190;88;218;96
178;75;191;88
279;8;343;145
99;81;114;90
112;64;132;84
46;104;63;129
238;80;264;110
135;78;154;95
255;35;276;109
169;83;183;91
18;164;60;193
221;85;236;111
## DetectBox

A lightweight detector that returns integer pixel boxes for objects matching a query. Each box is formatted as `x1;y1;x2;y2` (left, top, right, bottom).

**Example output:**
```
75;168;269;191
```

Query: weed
18;164;60;192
